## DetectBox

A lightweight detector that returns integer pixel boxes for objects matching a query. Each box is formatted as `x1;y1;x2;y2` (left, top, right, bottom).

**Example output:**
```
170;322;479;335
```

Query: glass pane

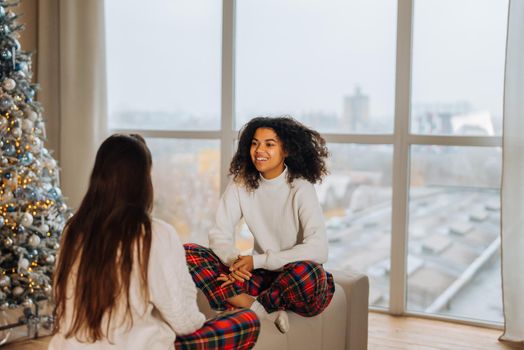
407;146;502;323
236;0;397;133
146;138;220;244
322;144;393;308
411;0;508;136
105;1;221;130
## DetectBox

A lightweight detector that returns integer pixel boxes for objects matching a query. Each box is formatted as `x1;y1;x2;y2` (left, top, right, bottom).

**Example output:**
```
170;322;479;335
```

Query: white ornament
11;127;22;138
2;78;16;91
12;286;24;296
18;258;29;270
2;237;12;247
2;190;13;202
0;276;10;287
45;254;55;264
31;138;42;153
20;212;33;227
43;284;52;295
22;298;33;307
28;234;40;248
40;224;50;233
25;109;37;121
22;119;33;133
45;158;57;168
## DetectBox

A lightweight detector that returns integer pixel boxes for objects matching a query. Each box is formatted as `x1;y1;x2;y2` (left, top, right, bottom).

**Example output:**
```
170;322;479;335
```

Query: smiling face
250;127;287;179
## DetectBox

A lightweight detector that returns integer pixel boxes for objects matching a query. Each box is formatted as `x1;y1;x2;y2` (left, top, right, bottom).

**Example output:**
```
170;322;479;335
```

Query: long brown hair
53;134;154;341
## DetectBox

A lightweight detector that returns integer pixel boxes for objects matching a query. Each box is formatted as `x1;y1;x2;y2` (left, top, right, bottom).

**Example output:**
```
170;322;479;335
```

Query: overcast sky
104;0;508;127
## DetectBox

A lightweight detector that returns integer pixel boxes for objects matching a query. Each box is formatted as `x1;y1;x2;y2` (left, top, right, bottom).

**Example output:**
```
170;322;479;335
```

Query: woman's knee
285;260;325;278
184;243;215;258
282;261;331;297
183;243;205;252
184;244;219;268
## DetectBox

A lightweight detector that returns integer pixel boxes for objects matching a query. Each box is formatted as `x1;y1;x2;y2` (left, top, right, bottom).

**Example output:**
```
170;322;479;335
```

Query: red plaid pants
184;243;335;316
175;308;260;350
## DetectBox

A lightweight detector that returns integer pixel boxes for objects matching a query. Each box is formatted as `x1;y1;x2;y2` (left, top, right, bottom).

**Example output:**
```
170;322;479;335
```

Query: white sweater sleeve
149;220;206;336
252;183;329;270
208;182;242;266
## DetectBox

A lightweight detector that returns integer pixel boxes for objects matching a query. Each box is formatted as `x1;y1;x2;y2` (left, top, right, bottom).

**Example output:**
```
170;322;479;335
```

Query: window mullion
221;0;236;194
390;0;414;315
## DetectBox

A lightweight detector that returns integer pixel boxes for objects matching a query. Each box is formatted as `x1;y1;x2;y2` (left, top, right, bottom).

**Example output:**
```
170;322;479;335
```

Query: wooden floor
2;312;524;349
369;312;524;350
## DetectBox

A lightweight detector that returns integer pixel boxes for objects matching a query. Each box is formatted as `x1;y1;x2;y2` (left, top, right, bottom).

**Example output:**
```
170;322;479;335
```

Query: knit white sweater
209;168;329;271
48;219;206;350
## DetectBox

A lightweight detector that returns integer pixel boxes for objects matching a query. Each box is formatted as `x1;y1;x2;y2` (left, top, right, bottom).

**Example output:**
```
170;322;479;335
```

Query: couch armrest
330;269;369;350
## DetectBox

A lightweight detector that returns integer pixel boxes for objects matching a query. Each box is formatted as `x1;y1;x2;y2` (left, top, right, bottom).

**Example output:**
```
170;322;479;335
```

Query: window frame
109;0;504;329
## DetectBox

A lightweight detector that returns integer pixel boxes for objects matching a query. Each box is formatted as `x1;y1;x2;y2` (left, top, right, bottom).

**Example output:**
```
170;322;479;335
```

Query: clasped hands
217;255;254;288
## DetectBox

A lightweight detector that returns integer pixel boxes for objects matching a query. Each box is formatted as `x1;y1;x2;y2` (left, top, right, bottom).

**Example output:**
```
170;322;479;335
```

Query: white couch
196;268;369;350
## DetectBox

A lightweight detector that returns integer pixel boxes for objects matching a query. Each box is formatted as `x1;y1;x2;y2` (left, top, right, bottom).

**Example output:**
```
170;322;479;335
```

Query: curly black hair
230;116;329;191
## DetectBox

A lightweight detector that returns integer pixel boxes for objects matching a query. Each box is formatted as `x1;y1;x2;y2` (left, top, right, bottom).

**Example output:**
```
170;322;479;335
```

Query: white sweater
48;219;206;350
209;168;328;271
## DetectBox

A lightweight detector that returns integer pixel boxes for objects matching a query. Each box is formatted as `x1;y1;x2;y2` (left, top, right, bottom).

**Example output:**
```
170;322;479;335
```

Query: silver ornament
20;212;33;227
0;276;10;287
46;241;59;250
2;190;13;202
11;127;22;138
18;62;28;73
45;254;55;264
2;78;16;91
21;298;33;308
31;159;41;171
30;138;42;153
22;119;33;133
0;94;13;110
12;286;24;296
18;258;29;271
0;302;9;310
45;158;57;169
43;284;52;296
25;109;38;121
0;291;5;301
27;234;40;248
0;215;4;226
34;121;44;135
16;232;27;245
40;224;49;233
60;203;68;213
2;237;12;247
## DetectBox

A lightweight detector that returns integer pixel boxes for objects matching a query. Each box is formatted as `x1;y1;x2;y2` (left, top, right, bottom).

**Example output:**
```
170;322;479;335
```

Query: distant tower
343;86;370;132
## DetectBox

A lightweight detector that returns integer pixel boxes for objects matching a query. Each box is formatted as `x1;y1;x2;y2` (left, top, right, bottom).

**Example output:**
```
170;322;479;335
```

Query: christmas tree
0;1;68;312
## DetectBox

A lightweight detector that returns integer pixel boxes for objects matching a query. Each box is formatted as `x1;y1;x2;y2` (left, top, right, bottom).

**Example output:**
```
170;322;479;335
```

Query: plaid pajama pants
175;308;260;350
184;243;335;316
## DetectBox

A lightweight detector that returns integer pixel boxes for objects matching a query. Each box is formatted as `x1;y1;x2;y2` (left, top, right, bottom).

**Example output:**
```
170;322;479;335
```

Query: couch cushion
253;283;346;350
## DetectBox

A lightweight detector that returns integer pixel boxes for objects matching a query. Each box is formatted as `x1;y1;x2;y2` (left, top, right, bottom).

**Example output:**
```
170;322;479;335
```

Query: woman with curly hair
184;116;335;333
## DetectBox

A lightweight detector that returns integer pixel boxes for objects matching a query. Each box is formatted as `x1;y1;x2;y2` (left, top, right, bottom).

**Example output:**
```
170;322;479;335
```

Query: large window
105;0;508;326
105;0;222;131
236;0;397;134
405;0;507;323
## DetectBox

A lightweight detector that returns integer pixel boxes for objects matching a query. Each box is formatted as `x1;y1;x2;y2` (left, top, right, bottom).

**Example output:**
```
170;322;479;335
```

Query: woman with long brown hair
49;134;259;350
